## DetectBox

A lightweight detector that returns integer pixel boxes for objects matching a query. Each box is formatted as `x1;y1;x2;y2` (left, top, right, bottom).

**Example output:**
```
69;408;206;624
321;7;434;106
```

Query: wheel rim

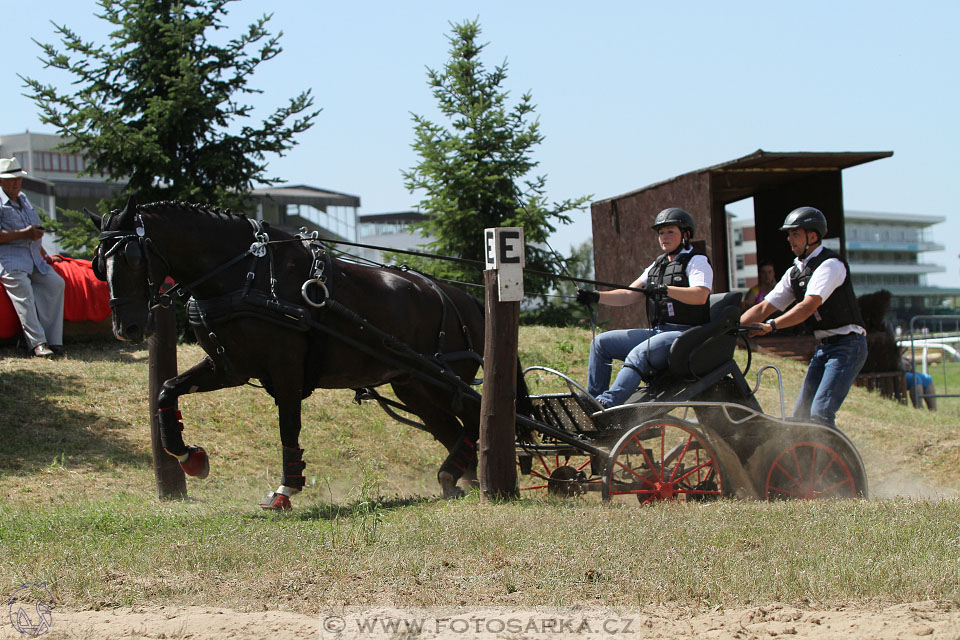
605;421;724;504
764;441;857;499
518;454;599;496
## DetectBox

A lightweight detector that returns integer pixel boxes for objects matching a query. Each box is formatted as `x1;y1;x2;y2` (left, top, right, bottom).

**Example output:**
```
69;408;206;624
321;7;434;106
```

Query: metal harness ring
301;278;329;308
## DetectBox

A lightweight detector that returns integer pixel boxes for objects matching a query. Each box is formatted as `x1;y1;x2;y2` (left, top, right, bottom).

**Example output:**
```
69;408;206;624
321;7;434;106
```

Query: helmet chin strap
667;232;691;257
799;231;820;260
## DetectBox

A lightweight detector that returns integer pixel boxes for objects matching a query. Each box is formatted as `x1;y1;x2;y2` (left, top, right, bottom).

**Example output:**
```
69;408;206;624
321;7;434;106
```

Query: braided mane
134;200;251;224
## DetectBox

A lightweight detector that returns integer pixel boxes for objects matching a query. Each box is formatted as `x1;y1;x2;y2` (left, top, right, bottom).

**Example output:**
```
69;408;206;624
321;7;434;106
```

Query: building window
736;278;746;288
735;255;744;270
734;229;743;246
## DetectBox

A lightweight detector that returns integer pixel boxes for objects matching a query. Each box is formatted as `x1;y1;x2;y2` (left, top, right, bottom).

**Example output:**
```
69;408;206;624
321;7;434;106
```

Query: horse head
91;196;159;342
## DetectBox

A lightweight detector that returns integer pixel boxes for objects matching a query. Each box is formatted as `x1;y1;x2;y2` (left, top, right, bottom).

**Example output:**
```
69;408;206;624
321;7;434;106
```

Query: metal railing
901;315;960;407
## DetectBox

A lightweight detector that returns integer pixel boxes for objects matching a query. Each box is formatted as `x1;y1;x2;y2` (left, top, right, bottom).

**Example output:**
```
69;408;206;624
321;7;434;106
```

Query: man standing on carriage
740;206;867;429
577;207;713;409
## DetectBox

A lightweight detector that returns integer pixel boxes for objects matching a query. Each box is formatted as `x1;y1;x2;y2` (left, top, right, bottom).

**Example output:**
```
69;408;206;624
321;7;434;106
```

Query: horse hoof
180;446;210;479
260;492;292;511
438;471;462;499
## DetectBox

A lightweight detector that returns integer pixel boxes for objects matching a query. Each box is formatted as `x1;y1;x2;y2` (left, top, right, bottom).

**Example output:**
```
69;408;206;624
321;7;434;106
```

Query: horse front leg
259;388;306;511
156;355;246;480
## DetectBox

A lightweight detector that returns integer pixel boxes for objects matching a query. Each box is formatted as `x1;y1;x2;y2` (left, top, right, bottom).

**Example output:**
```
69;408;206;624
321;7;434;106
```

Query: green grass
1;330;959;613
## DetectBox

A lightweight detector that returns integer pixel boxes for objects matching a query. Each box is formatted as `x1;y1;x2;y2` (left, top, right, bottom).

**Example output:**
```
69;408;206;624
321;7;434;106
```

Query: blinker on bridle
96;214;168;311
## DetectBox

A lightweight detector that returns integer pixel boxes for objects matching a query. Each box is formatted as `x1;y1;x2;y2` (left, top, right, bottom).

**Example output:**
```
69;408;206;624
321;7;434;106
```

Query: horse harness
98;216;482;409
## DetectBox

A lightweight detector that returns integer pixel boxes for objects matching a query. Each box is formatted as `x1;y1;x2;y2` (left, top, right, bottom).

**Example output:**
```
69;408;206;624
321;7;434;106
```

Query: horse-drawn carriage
90;200;868;508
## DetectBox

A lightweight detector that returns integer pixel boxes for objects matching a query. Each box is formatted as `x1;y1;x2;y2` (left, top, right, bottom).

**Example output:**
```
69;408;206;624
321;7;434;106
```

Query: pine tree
22;0;319;255
402;19;590;296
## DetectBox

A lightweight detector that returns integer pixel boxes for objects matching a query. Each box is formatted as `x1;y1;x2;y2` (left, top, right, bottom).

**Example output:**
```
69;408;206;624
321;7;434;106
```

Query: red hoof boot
179;446;210;479
260;492;292;511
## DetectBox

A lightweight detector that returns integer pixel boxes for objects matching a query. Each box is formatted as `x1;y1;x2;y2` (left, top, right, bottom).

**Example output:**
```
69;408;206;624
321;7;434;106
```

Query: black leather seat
667;291;742;380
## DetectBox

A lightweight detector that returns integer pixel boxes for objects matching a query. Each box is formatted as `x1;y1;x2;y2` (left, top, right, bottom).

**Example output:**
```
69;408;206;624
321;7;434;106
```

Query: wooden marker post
479;227;523;499
148;300;187;500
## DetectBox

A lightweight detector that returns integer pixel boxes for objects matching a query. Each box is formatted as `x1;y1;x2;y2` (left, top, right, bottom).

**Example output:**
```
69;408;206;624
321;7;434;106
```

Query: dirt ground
4;601;957;639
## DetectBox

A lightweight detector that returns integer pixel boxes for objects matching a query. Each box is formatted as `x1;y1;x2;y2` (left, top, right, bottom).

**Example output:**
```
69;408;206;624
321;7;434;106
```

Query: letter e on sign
483;227;524;302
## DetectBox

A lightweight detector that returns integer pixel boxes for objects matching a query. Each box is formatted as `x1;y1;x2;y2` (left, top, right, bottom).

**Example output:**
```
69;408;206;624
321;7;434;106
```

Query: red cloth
0;256;111;339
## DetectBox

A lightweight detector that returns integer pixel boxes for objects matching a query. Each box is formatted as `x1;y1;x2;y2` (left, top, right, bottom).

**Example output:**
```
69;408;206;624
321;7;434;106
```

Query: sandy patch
5;601;957;639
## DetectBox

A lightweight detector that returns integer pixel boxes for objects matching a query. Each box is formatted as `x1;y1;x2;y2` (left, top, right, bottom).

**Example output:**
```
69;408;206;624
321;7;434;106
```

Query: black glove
639;283;668;298
576;288;600;305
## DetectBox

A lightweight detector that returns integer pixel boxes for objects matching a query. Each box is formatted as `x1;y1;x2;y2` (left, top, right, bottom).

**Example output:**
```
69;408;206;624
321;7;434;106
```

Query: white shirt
638;247;713;290
765;245;865;339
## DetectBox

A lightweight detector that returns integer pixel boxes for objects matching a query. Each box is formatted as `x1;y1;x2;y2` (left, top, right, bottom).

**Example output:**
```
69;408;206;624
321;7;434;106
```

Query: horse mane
134;200;251;224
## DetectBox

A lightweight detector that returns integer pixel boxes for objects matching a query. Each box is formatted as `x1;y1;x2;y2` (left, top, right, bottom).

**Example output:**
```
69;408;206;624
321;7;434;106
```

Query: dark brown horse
89;199;500;509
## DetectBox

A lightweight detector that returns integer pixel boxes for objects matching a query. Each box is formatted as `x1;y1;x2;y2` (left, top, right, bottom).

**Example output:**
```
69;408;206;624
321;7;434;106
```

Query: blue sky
5;1;958;284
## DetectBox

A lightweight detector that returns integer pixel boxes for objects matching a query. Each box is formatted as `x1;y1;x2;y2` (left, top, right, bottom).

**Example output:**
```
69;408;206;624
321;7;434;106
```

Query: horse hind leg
259;383;307;511
390;381;475;499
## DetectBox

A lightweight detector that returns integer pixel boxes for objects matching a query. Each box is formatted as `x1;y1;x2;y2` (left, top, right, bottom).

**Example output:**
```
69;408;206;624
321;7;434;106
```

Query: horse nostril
124;324;141;340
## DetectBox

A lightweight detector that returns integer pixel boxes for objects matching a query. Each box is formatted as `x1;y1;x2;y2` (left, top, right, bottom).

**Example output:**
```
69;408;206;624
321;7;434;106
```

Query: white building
357;211;433;263
0;131;360;247
728;209;960;323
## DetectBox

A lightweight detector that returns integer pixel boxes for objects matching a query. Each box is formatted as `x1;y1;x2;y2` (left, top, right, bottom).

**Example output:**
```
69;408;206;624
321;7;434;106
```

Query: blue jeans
587;323;691;407
793;333;867;429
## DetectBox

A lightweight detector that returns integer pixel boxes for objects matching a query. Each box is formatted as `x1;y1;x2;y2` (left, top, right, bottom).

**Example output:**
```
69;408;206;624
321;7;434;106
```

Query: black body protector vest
788;247;864;332
645;250;711;327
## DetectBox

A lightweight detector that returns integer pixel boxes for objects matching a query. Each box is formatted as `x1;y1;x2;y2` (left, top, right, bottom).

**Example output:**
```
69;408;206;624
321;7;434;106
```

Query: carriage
514;292;869;504
90;200;868;508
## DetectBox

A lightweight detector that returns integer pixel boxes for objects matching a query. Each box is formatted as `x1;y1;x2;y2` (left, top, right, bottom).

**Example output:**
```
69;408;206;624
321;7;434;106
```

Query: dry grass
1;328;959;614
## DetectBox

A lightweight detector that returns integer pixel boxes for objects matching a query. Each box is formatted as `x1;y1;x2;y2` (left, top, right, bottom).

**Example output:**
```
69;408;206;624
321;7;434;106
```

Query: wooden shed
590;149;892;329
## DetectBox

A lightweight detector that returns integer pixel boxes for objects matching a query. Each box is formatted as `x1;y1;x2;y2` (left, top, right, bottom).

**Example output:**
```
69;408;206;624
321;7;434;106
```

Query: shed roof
598;149;893;205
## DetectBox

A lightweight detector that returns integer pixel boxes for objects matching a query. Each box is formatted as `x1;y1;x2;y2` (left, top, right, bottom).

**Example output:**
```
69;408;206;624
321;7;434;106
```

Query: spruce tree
402;19;590;296
23;0;319;254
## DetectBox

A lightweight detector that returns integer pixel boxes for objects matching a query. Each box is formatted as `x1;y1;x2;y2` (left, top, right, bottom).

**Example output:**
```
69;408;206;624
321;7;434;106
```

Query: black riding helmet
651;207;695;238
779;206;827;240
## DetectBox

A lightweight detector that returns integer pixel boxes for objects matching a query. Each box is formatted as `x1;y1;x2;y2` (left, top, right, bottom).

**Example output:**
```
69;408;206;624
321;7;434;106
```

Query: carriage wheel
756;440;860;500
602;419;728;504
517;453;600;497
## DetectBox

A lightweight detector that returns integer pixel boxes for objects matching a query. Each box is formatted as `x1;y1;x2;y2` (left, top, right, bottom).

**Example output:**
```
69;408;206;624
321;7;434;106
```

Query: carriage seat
665;291;742;380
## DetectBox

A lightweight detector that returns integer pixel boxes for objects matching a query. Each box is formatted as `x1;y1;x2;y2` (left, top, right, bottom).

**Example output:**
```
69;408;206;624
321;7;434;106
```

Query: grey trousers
0;267;65;349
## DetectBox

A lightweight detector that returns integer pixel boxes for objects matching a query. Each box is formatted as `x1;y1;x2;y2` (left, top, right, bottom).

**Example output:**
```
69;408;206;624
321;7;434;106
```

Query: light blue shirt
0;192;50;274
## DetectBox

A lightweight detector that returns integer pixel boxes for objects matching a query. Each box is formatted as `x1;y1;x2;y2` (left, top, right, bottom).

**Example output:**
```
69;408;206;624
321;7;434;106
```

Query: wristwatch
765;319;777;332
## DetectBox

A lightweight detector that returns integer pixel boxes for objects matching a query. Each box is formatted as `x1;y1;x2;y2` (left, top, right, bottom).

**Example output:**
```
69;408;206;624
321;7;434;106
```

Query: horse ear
116;195;138;226
84;207;103;231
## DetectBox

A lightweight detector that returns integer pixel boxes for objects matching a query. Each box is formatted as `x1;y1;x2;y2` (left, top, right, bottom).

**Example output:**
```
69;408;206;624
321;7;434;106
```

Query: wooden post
479;227;523;499
148;302;187;500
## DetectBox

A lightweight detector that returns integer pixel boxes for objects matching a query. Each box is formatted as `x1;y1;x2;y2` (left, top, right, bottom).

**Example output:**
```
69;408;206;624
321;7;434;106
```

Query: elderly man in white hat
0;157;64;357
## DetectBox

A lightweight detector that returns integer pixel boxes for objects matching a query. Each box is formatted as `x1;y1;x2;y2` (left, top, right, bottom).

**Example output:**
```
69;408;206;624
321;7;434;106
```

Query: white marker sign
484;227;525;302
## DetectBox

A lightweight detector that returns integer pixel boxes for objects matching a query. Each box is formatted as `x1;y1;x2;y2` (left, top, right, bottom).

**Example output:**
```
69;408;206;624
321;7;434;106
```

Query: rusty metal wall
591;172;713;330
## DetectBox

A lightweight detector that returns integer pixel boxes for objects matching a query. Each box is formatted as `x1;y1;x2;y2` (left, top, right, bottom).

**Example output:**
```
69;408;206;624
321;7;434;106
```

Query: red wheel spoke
813;452;839;487
613;458;657;488
772;460;804;493
790;447;807;487
520;483;548;491
807;446;819;495
818;477;855;496
672;459;716;486
668;436;696;482
636;434;662;482
536;454;552;474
